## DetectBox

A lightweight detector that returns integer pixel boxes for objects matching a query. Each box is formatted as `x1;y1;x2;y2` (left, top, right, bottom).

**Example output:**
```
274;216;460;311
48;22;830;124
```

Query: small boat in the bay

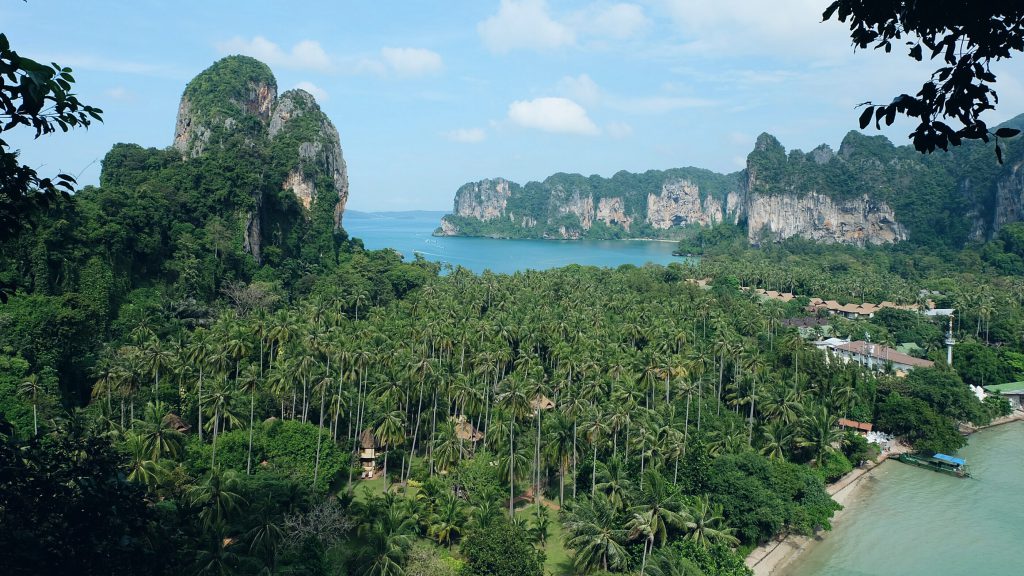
896;452;970;477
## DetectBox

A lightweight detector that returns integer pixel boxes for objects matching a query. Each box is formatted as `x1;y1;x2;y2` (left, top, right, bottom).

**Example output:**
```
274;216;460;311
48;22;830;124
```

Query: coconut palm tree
236;364;260;475
496;375;532;516
630;469;691;547
626;510;656;576
123;432;163;490
796;405;845;466
17;374;43;435
544;413;575;505
353;498;415;576
204;377;241;467
760;420;794;461
583;409;610;497
428;492;468;549
431;419;464;474
375;410;406;491
186;333;213;441
595;457;633;513
188;467;246;533
142;338;172;402
684;494;739;549
563;493;628;573
135;401;184;461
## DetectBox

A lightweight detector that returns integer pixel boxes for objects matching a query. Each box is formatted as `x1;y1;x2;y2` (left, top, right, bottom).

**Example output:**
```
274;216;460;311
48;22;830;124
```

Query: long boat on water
896;452;970;477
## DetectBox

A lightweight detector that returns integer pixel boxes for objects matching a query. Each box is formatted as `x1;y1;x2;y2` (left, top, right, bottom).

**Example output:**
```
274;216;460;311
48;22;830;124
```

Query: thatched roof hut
531;394;555;411
454;416;484;442
360;428;376;449
163;413;191;433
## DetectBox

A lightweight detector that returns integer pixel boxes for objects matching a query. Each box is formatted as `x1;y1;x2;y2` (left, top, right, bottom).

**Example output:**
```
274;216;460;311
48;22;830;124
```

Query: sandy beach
744;447;901;576
744;409;1024;576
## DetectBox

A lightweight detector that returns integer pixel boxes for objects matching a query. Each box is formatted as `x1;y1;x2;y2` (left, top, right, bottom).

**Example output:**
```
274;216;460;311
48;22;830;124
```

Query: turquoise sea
343;210;683;274
784;421;1024;576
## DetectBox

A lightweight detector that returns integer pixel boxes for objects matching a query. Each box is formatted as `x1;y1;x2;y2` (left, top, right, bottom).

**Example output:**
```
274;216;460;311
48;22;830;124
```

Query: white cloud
294;81;328;102
105;86;132;100
556;74;714;114
557;74;602;106
380;47;444;77
606;122;633;138
507;97;599;135
571;3;650;40
609;95;716;114
443;127;487;143
216;36;331;70
660;0;852;59
478;0;575;53
42;54;164;75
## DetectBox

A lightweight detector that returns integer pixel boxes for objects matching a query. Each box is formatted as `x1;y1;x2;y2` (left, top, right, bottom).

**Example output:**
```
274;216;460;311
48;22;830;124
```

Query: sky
5;1;1024;212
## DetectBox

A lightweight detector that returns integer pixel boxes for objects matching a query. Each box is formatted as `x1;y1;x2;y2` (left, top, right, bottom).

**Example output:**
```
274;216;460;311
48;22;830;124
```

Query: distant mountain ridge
437;118;1024;248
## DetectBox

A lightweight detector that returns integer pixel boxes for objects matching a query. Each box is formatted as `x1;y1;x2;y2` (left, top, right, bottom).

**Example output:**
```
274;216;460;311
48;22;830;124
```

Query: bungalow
531;394;555;411
828;340;934;374
983;383;1024;411
359;428;377;479
454;415;484;442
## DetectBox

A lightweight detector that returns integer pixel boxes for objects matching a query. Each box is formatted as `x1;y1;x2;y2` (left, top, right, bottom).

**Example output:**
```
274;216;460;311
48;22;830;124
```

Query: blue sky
5;1;1024;211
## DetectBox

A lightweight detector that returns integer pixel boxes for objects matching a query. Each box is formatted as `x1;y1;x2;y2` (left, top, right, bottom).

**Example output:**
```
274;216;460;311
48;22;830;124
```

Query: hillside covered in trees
2;53;1021;576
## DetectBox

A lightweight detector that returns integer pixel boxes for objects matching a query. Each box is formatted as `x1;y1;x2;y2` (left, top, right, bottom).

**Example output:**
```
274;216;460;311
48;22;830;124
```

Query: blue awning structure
933;453;966;466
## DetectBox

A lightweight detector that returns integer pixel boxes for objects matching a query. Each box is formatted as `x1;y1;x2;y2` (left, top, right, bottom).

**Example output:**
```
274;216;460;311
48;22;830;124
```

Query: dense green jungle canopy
2;54;1022;576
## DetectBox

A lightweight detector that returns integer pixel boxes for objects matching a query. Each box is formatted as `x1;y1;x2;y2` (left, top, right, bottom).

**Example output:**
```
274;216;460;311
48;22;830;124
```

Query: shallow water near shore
783;421;1024;576
344;210;683;274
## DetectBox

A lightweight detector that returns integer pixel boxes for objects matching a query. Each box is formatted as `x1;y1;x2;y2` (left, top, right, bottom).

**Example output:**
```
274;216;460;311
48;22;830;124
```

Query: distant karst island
436;117;1024;249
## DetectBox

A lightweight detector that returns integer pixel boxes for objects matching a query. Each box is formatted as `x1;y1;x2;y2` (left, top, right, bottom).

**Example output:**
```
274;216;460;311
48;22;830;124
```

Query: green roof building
983;383;1024;410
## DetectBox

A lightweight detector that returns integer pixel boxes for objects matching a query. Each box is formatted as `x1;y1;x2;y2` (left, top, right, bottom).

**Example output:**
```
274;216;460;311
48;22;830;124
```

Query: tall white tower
945;313;956;366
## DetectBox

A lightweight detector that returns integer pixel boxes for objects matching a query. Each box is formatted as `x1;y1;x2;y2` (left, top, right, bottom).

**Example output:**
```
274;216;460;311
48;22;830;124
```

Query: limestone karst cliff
437;118;1024;247
173;56;348;262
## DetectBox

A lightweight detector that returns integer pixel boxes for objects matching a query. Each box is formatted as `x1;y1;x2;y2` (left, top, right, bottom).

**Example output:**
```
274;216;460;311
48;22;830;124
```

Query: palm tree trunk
697;381;703;435
748;375;757;446
197;367;204;442
407;379;425;483
684;392;691;457
429;387;438;477
559;462;565;505
291;388;297;420
640;536;650;576
301;375;308;423
509;420;516;517
572;417;578;500
640;444;645;480
32;403;37;436
591;441;598;497
313;384;326;489
211;407;220;467
717;354;724;416
534;410;541;507
247;390;255;474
